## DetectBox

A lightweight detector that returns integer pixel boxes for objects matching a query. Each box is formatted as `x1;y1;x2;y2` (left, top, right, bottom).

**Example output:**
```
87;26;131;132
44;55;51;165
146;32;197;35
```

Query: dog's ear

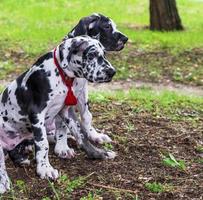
64;14;100;40
72;38;89;51
67;39;89;62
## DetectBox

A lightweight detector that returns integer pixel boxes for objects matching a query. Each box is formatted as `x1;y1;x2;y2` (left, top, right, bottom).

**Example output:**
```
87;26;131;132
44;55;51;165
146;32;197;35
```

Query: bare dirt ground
2;102;203;200
0;49;202;199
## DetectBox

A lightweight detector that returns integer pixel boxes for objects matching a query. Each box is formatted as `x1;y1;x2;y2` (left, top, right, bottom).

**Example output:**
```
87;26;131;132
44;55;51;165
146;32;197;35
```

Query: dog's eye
104;24;111;29
88;53;96;60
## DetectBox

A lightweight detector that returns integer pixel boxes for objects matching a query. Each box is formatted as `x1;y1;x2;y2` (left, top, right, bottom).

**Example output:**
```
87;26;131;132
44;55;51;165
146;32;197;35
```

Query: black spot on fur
59;43;64;62
55;68;59;76
96;71;101;76
65;119;70;124
3;116;8;122
27;127;32;133
34;52;53;66
33;127;43;142
97;56;103;65
7;131;17;139
76;60;81;65
73;71;79;77
35;144;41;153
46;71;51;77
15;69;52;116
1;88;9;104
8;139;33;165
20;118;27;122
29;113;39;125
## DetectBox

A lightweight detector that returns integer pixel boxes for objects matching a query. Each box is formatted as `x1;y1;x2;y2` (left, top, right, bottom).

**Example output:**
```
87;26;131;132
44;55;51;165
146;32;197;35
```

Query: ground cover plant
0;0;203;86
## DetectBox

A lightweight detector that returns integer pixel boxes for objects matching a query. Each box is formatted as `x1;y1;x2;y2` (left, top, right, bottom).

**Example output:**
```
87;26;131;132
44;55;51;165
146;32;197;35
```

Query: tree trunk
150;0;183;31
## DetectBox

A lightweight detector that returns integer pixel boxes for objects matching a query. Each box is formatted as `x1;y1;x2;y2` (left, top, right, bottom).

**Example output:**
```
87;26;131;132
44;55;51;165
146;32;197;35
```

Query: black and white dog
0;35;117;193
54;13;128;158
9;13;128;163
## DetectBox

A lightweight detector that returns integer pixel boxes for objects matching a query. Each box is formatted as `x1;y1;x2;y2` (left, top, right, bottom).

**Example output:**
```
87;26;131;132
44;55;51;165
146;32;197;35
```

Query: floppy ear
64;14;100;40
67;39;89;62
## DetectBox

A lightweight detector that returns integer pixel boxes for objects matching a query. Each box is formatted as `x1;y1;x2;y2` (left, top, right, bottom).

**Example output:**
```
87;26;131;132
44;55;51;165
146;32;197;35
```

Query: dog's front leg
54;115;76;159
0;145;10;194
59;108;116;160
77;81;112;144
29;113;59;180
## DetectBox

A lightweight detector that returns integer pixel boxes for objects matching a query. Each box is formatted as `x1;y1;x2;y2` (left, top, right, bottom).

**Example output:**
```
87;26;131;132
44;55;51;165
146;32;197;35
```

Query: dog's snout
114;32;128;43
106;68;116;77
121;35;128;43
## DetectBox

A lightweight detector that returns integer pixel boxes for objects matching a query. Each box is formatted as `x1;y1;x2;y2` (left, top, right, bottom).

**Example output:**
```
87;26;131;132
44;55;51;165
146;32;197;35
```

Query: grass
0;0;203;56
0;0;203;85
145;182;173;193
162;153;186;171
110;47;203;85
89;88;203;120
0;85;202;120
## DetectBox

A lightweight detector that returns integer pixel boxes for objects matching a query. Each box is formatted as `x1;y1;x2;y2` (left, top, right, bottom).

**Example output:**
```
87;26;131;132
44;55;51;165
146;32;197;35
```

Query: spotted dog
0;36;116;193
54;13;128;158
9;13;128;163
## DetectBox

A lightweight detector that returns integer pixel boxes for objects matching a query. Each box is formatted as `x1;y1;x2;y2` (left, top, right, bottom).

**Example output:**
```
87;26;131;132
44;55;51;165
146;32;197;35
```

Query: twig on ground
87;182;138;195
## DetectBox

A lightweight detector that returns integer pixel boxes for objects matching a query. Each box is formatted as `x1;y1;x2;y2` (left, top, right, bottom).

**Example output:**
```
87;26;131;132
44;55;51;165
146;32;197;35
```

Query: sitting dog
0;35;116;193
9;13;128;164
54;13;128;158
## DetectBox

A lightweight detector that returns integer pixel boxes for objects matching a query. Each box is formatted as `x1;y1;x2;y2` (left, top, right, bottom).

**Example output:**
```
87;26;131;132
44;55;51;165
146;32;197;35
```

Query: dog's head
59;36;116;83
65;13;128;51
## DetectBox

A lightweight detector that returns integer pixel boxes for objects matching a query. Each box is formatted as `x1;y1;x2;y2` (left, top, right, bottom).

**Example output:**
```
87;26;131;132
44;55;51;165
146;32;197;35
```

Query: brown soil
2;103;203;200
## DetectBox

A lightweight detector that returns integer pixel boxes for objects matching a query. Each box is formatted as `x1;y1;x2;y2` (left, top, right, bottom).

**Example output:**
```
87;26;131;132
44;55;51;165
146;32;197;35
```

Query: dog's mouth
88;76;113;83
104;40;125;51
115;41;125;51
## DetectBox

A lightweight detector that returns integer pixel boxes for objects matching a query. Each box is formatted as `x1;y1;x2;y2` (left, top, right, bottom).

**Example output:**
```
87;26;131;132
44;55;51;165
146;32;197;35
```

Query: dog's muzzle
115;35;128;51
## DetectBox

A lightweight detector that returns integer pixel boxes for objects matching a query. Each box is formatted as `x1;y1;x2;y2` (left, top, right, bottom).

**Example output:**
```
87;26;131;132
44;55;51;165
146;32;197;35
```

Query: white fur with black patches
10;13;128;165
0;36;116;193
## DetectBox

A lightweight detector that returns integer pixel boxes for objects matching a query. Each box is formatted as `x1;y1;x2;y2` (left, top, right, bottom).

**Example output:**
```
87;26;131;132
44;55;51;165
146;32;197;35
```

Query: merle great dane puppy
0;35;117;193
54;13;128;157
9;13;128;163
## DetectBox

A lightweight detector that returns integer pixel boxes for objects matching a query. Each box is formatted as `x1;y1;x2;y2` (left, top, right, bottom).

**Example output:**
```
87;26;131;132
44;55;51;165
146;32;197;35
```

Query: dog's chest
46;93;66;121
45;78;86;121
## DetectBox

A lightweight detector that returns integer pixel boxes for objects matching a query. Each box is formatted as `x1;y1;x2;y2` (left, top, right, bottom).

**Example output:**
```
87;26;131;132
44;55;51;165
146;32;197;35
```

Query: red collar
53;48;77;106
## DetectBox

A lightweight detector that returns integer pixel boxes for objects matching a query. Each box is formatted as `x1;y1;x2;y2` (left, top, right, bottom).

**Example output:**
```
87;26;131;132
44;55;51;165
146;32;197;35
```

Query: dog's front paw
54;145;75;159
89;132;112;144
104;150;117;160
0;171;10;194
37;164;59;180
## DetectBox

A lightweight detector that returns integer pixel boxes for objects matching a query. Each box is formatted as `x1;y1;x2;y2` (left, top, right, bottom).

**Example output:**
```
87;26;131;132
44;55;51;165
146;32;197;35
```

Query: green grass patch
0;61;16;79
0;0;203;85
162;153;186;171
0;0;203;57
89;88;203;120
145;182;173;193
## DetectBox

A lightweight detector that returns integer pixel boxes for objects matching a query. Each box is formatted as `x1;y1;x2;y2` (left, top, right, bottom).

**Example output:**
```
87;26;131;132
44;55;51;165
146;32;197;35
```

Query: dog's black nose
106;68;116;77
121;35;128;43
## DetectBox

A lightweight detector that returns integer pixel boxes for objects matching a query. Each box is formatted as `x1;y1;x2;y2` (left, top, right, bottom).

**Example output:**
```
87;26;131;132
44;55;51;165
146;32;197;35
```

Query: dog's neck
53;47;77;106
54;45;75;78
